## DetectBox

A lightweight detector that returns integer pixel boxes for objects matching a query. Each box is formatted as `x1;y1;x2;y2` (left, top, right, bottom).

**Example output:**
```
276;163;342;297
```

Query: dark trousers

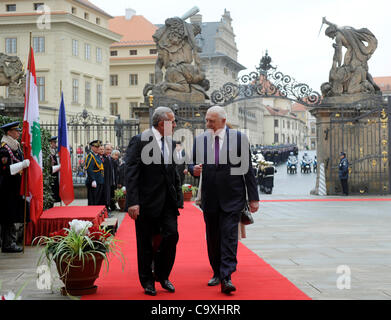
109;185;117;211
134;201;179;288
0;223;17;249
87;184;105;206
340;178;349;195
203;208;241;280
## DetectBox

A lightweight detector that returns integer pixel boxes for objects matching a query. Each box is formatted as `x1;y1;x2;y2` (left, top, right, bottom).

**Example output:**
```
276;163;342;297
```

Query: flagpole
59;80;63;207
22;33;32;253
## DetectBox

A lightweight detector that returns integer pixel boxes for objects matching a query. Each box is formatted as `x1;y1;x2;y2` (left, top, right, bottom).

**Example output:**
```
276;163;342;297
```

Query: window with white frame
96;47;102;63
37;76;45;101
33;37;45;53
72;79;79;103
5;38;17;54
110;75;118;86
129;74;138;86
72;39;78;56
34;3;44;10
6;4;16;11
96;83;102;108
85;81;91;106
110;102;118;116
85;43;91;60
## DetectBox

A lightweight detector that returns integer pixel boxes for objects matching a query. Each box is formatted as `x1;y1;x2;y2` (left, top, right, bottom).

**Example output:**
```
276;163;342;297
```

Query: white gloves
10;159;30;175
52;164;61;173
121;186;126;192
92;181;97;188
23;159;30;168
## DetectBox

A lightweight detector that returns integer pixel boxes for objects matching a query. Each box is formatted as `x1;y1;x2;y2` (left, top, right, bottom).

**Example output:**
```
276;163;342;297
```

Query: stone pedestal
0;97;24;119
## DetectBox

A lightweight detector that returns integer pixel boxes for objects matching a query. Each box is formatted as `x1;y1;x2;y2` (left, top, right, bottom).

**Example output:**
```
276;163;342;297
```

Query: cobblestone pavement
2;157;391;299
241;151;391;300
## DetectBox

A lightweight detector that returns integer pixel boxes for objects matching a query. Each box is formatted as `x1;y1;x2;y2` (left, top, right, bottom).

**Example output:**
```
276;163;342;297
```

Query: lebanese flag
57;92;74;205
21;47;43;225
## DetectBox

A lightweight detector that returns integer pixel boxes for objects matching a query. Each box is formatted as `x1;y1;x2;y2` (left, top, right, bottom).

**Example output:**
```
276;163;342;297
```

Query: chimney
125;8;136;20
190;14;202;24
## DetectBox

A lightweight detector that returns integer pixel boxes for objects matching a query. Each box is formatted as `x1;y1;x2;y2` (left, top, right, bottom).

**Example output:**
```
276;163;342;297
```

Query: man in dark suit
125;106;183;296
49;136;61;205
103;143;117;214
188;106;259;294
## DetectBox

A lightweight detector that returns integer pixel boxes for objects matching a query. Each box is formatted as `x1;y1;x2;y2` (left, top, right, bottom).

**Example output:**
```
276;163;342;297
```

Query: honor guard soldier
50;136;61;204
85;140;105;205
0;121;30;253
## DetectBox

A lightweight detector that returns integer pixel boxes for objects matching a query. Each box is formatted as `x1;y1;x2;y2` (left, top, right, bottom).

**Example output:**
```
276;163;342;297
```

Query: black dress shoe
208;276;220;286
1;243;23;253
221;279;236;294
144;284;157;296
160;280;175;293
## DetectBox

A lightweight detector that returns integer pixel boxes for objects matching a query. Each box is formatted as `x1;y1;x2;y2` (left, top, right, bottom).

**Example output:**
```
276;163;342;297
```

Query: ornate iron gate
42;110;140;185
329;97;391;194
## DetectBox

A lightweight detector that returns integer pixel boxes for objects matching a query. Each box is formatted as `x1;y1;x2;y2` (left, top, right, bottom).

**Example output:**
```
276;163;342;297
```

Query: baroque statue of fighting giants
320;17;381;97
143;7;210;103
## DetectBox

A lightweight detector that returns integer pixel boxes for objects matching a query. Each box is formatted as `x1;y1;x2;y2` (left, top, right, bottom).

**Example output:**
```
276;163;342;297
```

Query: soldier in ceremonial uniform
49;136;61;204
85;140;105;205
0;121;30;253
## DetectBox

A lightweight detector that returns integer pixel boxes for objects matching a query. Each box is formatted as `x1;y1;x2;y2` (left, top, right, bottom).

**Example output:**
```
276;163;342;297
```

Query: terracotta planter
56;253;105;296
183;191;192;201
117;198;126;212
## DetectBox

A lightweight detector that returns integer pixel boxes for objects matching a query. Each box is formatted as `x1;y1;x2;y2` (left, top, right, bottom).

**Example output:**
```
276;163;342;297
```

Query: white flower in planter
69;219;93;235
1;291;21;300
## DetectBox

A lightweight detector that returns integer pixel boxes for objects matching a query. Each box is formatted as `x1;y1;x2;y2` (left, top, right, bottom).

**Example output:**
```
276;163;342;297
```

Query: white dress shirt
212;126;226;151
152;126;170;160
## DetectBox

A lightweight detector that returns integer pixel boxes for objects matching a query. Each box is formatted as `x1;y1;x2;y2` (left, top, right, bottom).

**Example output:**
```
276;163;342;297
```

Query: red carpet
261;198;391;202
82;202;310;300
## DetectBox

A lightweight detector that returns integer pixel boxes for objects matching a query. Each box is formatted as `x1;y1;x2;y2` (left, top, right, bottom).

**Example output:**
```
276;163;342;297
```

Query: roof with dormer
109;15;157;47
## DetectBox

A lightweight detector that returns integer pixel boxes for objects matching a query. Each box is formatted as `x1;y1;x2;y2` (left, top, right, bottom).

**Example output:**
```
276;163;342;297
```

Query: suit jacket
85;151;104;185
188;128;259;213
125;129;183;218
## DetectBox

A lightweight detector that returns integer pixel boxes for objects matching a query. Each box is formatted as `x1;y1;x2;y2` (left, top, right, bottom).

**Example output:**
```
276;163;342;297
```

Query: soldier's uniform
49;136;61;203
85;140;105;205
0;121;30;253
339;152;349;196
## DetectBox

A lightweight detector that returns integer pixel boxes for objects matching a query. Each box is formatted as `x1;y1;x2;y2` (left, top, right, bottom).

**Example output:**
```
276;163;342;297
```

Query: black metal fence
41;119;140;185
329;97;391;194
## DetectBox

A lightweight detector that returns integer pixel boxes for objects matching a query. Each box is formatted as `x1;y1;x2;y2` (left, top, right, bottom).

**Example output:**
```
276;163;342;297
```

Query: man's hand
249;200;259;213
193;164;202;177
128;205;140;220
91;181;97;188
183;169;188;175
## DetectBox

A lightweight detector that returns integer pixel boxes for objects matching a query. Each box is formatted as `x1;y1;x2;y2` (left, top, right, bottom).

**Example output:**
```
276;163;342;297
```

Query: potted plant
182;184;198;201
33;219;124;296
114;188;126;212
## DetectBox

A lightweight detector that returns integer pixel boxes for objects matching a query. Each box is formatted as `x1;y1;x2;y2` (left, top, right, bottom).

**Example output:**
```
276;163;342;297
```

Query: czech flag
57;92;74;205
